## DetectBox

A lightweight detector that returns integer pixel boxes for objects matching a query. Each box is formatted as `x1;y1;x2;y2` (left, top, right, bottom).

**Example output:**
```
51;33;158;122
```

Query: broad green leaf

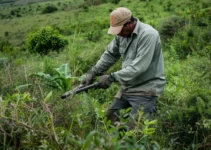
44;91;52;102
54;63;71;78
147;120;157;125
54;77;71;91
15;84;32;91
30;72;52;80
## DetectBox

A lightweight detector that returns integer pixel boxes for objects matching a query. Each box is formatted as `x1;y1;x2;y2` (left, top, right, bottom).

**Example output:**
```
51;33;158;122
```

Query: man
83;7;166;129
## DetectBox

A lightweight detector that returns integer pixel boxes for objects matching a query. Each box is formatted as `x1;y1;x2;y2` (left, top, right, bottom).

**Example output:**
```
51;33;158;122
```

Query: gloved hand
98;74;115;89
82;70;96;86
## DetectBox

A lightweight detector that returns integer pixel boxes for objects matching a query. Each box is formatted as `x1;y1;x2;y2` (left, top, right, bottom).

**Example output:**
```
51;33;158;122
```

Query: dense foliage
0;0;211;149
27;26;68;55
41;5;58;14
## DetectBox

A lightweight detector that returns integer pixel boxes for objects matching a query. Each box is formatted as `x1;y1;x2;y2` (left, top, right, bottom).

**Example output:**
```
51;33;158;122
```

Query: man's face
117;23;132;38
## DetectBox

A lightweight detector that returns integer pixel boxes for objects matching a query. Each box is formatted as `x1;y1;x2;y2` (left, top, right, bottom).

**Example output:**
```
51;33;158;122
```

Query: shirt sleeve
112;33;158;84
92;36;121;75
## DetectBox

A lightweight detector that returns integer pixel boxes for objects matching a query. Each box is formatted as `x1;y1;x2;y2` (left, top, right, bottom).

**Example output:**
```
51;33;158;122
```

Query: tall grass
0;0;211;149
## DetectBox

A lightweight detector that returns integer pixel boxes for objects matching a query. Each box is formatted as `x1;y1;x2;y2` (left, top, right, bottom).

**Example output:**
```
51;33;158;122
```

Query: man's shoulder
145;25;157;31
139;22;158;35
136;25;158;42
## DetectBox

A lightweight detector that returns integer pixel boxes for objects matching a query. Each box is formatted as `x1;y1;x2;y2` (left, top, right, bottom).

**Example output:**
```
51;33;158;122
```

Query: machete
61;82;99;99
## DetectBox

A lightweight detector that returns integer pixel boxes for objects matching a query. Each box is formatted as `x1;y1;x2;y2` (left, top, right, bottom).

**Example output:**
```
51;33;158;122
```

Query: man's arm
92;36;121;75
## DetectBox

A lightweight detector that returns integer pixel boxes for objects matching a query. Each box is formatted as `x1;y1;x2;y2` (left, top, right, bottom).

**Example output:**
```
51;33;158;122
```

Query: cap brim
107;25;123;35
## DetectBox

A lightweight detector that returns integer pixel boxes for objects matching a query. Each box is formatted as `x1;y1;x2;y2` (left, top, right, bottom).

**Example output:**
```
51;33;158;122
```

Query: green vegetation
41;5;58;14
30;63;80;91
27;26;68;55
0;0;211;149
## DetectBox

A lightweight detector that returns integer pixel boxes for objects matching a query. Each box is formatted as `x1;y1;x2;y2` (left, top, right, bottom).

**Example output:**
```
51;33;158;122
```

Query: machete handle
60;82;99;99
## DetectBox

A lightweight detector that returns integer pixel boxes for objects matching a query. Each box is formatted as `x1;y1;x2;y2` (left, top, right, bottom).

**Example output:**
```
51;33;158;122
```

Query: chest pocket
119;43;127;60
119;38;137;60
128;43;137;60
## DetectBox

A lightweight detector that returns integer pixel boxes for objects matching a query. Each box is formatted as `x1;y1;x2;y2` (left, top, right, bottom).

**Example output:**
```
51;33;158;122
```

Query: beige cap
108;7;132;35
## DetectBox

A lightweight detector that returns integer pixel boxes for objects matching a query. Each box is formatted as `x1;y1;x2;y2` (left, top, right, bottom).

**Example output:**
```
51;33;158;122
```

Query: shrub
10;10;15;15
159;91;211;147
85;29;102;42
170;36;192;59
0;91;159;149
4;31;9;37
158;15;186;40
158;55;211;148
26;26;68;55
170;22;210;59
41;5;58;14
0;41;14;53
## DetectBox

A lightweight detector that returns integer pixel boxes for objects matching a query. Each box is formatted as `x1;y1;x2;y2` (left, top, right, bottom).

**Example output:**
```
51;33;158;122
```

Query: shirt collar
131;19;141;36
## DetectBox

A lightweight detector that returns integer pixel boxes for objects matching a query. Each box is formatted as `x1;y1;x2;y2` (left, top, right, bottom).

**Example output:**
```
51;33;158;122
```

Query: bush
0;41;15;53
26;26;68;55
10;10;15;15
4;31;9;37
158;54;211;148
158;15;186;40
85;29;102;42
170;23;210;59
41;5;58;14
159;91;211;147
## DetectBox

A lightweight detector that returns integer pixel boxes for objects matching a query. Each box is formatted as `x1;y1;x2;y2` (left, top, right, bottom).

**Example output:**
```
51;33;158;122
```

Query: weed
30;63;80;91
0;0;211;149
26;26;68;55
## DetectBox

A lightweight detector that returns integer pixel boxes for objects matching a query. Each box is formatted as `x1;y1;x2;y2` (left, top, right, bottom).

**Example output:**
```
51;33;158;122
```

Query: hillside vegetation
0;0;211;149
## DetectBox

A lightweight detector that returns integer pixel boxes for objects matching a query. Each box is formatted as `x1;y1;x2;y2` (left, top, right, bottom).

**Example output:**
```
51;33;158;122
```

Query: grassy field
0;0;181;45
0;0;211;149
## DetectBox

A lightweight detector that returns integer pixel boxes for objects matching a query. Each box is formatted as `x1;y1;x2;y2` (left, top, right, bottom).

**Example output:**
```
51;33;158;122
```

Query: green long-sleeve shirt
92;20;166;96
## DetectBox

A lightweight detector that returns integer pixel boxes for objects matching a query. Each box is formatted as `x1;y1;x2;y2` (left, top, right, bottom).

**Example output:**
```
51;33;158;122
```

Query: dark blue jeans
105;95;157;129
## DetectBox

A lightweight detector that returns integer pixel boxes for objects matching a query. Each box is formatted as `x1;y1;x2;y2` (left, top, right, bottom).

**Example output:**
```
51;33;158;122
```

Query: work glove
82;70;96;86
98;74;115;89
